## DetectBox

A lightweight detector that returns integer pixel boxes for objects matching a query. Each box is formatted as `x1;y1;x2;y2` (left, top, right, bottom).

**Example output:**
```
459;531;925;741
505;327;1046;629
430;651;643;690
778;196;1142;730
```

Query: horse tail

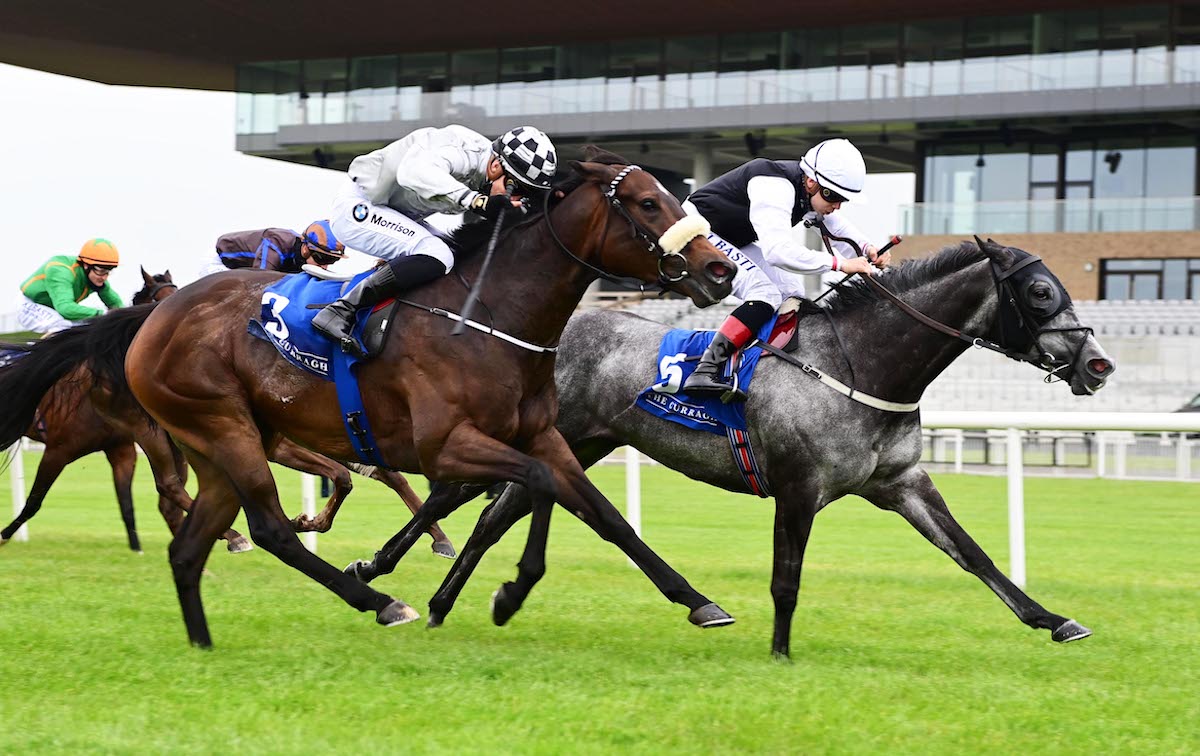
0;304;158;455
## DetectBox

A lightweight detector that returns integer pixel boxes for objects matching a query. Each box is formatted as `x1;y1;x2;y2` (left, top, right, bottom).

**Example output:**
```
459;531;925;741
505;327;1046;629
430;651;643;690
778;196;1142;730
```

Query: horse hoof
688;603;735;628
427;613;443;629
377;600;419;627
771;650;793;663
1052;619;1092;643
344;560;375;583
490;584;518;626
431;541;457;559
226;536;253;554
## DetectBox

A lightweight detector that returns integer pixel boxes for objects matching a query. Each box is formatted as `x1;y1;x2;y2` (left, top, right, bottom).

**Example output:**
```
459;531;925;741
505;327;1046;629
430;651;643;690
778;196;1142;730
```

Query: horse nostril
1088;359;1112;375
706;261;732;282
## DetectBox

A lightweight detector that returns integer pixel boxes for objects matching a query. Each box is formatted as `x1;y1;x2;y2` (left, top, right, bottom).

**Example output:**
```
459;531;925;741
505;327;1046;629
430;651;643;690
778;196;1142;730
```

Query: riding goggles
819;185;849;204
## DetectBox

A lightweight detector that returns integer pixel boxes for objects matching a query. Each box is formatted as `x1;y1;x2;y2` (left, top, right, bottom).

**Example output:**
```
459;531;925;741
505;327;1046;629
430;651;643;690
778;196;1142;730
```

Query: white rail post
1096;433;1107;478
1177;433;1191;481
300;473;317;553
625;447;642;567
1006;427;1026;589
7;442;29;542
953;429;964;474
1115;434;1129;479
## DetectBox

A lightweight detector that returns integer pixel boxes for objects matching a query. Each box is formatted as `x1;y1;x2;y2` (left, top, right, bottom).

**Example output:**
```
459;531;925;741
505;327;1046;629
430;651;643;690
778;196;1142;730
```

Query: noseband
545;165;709;288
134;281;178;305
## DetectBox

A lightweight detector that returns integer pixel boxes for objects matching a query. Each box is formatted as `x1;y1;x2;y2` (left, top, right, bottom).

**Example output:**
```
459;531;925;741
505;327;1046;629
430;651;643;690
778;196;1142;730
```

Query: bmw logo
352;203;369;222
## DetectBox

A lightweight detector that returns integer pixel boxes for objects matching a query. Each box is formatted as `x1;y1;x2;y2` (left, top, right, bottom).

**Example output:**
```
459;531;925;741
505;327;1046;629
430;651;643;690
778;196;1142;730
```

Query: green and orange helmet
78;238;120;267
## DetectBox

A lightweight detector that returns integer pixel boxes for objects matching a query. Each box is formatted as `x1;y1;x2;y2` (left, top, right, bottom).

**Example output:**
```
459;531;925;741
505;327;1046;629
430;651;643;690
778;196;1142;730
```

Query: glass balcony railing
237;46;1200;135
899;197;1200;235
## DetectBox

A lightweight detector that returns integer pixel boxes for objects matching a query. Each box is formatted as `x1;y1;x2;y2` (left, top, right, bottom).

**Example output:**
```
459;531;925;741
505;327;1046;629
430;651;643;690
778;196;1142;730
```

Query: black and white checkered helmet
493;126;557;190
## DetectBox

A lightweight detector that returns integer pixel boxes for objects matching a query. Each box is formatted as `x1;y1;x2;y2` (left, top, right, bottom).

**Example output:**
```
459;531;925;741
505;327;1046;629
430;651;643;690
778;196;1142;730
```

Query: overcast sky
0;62;913;316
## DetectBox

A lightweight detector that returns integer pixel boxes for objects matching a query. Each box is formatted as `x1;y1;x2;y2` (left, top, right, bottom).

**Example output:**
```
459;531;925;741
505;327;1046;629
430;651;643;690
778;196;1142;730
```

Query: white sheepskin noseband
657;215;711;255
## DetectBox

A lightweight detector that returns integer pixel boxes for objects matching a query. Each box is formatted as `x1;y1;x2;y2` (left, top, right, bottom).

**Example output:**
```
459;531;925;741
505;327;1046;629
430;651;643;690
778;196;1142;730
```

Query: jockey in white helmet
680;138;890;400
315;124;558;357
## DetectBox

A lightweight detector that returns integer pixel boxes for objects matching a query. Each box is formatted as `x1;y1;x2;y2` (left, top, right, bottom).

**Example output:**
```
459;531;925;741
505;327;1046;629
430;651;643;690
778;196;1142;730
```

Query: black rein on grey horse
421;237;1117;658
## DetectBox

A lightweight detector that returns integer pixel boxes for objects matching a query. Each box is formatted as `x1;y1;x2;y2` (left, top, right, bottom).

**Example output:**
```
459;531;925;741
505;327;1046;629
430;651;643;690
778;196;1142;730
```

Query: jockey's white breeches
330;179;455;274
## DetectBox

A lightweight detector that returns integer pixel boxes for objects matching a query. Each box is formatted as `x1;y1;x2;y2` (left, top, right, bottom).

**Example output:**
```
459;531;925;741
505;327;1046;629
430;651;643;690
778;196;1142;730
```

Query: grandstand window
1101;258;1200;300
451;49;498;87
500;47;555;84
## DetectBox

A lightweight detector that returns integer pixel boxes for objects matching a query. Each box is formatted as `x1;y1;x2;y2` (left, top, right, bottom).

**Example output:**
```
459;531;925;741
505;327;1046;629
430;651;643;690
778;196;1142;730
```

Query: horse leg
363;466;456;558
863;467;1089;643
206;437;415;629
491;432;732;628
427;486;533;627
166;453;242;648
766;485;818;660
1;446;74;545
104;443;141;552
135;425;251;553
267;438;354;533
345;481;486;583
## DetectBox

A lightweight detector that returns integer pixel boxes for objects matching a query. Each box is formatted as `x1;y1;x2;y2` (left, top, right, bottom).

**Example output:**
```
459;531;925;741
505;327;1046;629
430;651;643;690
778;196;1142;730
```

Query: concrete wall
897;231;1200;300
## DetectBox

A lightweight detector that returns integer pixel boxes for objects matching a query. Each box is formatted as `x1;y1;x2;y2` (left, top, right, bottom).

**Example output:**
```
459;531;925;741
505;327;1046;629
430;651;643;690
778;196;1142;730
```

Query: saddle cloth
635;315;780;436
248;270;395;380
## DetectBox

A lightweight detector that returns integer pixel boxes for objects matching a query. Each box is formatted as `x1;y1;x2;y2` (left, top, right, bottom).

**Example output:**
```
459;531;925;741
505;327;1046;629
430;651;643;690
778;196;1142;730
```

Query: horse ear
163;269;172;281
141;266;153;284
973;235;987;251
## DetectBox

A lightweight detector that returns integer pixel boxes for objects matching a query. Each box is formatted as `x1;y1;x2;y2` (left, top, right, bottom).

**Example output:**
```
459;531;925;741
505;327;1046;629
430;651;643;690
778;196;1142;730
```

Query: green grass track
1;452;1196;753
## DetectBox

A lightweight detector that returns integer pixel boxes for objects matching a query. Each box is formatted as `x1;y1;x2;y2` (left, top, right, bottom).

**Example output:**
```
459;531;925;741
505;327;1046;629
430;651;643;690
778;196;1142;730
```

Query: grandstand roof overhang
0;0;1135;91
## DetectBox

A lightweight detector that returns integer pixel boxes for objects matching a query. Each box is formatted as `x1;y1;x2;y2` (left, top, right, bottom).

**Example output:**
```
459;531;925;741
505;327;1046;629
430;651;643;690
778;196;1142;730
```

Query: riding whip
454;181;516;336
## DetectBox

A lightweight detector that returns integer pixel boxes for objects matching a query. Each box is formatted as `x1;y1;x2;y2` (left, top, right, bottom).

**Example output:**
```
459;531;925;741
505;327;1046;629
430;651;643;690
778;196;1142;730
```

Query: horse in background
424;238;1116;657
1;268;456;557
1;268;180;550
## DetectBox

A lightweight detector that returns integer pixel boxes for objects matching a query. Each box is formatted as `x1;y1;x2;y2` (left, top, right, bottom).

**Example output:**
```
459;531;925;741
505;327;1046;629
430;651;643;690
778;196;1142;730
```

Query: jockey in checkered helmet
492;126;558;191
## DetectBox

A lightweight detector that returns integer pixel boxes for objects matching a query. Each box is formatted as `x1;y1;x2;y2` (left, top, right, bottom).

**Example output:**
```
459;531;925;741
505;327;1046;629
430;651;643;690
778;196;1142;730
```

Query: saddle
764;297;820;353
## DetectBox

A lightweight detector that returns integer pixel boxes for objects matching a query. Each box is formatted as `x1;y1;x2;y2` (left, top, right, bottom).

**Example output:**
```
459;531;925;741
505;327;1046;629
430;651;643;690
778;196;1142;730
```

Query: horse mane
820;240;986;314
445;145;633;265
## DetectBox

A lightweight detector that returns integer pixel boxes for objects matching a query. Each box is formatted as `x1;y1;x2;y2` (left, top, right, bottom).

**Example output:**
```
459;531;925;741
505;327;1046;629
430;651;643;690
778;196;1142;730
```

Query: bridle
543;165;702;289
134;280;178;305
815;223;1093;384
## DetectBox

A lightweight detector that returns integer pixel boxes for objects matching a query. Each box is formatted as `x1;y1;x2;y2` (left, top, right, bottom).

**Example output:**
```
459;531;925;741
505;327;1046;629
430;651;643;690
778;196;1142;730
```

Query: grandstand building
3;0;1198;410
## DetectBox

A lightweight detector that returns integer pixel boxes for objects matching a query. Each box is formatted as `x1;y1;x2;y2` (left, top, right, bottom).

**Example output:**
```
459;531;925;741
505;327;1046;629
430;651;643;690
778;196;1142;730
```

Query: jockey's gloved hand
482;193;523;221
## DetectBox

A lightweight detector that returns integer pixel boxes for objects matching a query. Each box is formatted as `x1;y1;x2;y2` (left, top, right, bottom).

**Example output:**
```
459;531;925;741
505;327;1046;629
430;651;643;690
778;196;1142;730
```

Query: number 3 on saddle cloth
635;308;800;498
248;271;396;466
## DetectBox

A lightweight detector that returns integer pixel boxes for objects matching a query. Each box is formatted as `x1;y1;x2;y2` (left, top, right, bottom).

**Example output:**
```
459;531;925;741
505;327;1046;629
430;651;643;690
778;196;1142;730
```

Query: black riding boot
681;331;747;402
312;254;445;358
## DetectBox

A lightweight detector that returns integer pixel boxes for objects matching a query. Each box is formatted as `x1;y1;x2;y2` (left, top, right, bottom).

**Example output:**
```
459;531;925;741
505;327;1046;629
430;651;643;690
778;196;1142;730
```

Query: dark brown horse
100;152;735;646
1;269;180;549
1;269;455;557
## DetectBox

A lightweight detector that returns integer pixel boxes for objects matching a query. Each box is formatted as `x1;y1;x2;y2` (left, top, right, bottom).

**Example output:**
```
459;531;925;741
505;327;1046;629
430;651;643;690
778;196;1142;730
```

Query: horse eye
640;199;658;211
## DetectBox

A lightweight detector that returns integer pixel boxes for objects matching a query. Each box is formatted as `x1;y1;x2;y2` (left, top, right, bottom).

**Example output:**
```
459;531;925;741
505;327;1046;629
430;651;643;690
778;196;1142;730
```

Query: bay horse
420;238;1116;657
1;270;456;556
85;150;733;647
0;269;180;550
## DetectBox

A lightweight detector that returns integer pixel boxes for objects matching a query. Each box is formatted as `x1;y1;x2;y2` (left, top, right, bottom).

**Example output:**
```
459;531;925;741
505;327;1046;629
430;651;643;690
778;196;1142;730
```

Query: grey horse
416;238;1116;657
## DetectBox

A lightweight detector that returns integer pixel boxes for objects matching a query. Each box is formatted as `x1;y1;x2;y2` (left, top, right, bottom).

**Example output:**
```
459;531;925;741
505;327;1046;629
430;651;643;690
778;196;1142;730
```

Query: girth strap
726;426;771;498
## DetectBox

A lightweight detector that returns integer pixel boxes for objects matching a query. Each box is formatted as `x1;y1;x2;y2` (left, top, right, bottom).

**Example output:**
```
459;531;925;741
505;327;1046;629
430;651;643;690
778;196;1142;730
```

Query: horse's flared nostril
1088;358;1113;376
705;260;733;284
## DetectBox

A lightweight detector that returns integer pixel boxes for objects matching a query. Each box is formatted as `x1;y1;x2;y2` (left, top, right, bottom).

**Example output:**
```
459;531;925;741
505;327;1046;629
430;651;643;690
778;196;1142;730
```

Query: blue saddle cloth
247;270;387;466
635;316;777;436
248;270;376;380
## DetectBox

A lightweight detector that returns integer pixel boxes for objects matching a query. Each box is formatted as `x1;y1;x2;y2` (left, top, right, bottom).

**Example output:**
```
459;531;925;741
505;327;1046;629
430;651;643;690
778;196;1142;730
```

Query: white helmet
800;138;866;201
493;126;558;190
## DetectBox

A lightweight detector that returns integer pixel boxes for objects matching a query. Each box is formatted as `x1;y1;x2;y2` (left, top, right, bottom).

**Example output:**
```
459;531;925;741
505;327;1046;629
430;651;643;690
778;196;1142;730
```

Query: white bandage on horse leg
658;215;712;255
